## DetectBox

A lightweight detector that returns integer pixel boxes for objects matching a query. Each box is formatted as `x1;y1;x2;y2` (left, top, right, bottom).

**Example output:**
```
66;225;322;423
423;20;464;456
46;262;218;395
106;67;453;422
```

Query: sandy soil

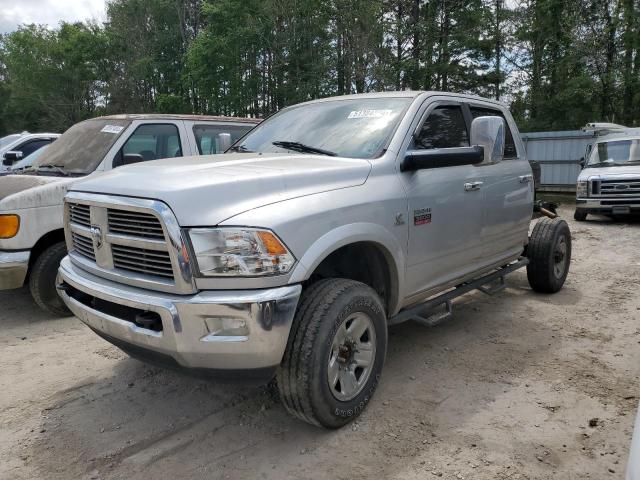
1;205;638;480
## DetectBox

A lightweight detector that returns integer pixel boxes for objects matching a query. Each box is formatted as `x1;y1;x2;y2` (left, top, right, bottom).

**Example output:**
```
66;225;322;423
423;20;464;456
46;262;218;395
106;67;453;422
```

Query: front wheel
29;242;70;316
526;218;571;293
574;209;587;221
277;278;387;429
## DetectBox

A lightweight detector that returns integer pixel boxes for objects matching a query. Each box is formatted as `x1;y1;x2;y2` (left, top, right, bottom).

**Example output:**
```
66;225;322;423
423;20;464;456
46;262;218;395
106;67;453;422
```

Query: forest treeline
0;0;638;135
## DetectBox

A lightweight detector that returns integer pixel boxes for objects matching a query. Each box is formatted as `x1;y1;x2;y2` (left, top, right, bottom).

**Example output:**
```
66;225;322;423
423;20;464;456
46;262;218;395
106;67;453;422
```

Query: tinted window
194;124;252;154
470;107;517;158
120;124;182;162
18;139;52;157
415;106;469;150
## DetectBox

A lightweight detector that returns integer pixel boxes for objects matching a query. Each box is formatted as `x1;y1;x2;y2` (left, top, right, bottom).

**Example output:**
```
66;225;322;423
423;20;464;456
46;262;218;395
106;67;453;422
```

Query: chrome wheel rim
553;235;567;278
327;312;377;402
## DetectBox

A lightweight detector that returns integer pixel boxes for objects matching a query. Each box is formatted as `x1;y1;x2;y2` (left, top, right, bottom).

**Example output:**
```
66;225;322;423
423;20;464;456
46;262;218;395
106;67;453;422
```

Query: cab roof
94;114;261;124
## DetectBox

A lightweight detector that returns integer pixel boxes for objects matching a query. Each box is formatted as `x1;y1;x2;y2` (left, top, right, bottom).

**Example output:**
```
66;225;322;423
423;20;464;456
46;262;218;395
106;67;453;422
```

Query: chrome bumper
0;250;30;290
57;256;301;376
576;197;640;213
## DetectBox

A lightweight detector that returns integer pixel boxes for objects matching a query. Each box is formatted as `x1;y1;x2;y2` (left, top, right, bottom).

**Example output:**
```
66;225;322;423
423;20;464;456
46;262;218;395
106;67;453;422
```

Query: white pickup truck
0;114;259;314
57;92;571;428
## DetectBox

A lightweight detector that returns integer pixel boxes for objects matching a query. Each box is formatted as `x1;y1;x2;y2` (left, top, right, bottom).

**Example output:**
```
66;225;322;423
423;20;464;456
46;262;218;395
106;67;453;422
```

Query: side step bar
388;257;529;327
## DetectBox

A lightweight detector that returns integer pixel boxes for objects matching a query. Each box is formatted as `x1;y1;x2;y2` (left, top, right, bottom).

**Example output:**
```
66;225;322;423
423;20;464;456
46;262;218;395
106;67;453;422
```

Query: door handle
464;181;483;191
519;175;533;183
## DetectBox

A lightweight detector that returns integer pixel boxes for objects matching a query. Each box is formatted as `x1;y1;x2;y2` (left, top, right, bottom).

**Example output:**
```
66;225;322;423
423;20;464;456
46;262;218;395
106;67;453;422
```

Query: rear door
400;99;487;299
467;103;532;262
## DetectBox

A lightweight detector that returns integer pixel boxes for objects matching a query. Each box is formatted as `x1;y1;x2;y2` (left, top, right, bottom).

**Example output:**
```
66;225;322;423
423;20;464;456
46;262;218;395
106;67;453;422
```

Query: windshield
11;144;50;170
0;134;22;151
233;97;412;159
587;139;640;167
33;119;131;173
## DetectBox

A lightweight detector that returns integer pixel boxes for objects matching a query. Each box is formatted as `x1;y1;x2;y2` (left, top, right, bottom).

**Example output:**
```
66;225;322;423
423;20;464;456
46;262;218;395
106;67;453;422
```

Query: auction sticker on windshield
348;109;393;119
100;125;125;134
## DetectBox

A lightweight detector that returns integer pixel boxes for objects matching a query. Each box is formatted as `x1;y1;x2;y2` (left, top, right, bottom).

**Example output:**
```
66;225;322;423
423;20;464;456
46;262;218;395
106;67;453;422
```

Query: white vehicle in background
575;123;640;221
0;114;260;315
0;132;60;171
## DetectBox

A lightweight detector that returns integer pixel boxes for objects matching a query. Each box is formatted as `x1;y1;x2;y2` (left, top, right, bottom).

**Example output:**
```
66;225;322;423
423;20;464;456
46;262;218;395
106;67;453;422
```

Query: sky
0;0;106;34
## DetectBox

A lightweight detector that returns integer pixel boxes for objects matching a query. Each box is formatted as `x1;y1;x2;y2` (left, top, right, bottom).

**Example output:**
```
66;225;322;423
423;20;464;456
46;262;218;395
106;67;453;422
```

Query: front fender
288;222;405;315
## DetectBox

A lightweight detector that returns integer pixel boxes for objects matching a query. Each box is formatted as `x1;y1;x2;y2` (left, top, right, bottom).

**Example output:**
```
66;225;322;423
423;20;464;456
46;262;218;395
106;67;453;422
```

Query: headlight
188;228;295;277
576;180;588;198
0;214;20;239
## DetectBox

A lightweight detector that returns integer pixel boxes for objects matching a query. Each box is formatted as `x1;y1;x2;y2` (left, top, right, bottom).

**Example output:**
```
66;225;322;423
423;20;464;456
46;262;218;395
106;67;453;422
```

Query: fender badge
414;208;432;226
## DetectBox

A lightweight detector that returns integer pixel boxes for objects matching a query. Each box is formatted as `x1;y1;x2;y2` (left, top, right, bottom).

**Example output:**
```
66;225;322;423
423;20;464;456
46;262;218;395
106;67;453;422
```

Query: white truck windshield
587;139;640;166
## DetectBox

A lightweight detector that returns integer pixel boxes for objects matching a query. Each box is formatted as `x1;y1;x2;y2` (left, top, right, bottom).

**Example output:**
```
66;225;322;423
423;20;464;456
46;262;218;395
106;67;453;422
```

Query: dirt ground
1;205;639;480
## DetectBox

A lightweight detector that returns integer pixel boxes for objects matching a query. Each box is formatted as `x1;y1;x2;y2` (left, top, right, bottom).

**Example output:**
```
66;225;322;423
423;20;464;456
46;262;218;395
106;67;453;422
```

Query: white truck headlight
576;181;588;197
188;228;295;277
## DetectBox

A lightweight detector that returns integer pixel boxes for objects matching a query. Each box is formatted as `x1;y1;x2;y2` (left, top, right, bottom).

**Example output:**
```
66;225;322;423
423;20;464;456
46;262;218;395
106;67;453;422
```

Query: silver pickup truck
0;114;259;315
56;92;571;428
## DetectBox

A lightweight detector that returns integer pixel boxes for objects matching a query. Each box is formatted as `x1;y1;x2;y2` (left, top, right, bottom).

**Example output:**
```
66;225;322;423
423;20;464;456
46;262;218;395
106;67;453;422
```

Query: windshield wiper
272;140;337;157
35;165;70;176
228;144;254;153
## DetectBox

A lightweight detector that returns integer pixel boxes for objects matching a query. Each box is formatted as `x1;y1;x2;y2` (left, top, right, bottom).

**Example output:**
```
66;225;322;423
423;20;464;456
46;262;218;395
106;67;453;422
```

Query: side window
470;107;518;159
414;106;469;150
193;124;252;154
119;124;182;162
18;139;52;157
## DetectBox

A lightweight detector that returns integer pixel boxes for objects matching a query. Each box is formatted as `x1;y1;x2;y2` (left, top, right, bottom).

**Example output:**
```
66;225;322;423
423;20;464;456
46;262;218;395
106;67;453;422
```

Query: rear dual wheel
277;279;387;429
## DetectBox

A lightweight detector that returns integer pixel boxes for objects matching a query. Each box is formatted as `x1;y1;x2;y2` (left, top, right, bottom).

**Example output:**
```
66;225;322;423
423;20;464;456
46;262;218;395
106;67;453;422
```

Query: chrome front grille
64;193;195;294
593;178;640;197
111;244;173;278
108;209;165;240
69;203;91;228
71;232;95;261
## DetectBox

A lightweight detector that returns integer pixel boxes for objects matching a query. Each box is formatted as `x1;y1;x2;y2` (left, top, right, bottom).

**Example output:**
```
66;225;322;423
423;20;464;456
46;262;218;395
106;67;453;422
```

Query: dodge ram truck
57;92;572;428
0;114;259;315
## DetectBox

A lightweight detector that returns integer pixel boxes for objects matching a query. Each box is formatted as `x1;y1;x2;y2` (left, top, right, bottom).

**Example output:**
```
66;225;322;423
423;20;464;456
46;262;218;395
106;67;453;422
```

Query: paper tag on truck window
348;109;392;119
100;125;124;134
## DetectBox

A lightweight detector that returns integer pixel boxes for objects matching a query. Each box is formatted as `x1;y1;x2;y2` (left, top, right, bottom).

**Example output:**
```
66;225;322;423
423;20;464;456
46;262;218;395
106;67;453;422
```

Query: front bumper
576;198;640;215
57;256;301;381
0;250;30;290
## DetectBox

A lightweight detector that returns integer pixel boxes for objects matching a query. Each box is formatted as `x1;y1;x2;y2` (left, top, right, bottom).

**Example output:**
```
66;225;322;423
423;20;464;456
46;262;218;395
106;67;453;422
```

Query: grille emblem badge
90;225;103;249
615;184;629;190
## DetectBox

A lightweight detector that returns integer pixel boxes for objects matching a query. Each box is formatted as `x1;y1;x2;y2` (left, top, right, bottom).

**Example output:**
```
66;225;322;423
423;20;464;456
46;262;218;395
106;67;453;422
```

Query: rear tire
277;278;387;429
29;242;70;316
526;218;571;293
574;209;587;221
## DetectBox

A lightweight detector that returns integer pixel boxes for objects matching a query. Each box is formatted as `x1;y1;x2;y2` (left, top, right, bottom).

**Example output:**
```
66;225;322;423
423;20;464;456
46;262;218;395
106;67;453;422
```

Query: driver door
401;101;487;299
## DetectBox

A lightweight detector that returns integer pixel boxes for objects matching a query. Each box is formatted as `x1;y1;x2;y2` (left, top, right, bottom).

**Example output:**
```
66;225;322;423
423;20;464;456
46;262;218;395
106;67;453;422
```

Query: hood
70;153;372;226
0;175;78;211
580;164;640;179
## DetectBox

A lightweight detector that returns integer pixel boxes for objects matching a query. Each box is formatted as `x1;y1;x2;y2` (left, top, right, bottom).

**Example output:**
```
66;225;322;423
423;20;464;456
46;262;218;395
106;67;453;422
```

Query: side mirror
2;151;23;166
470;116;505;164
579;157;585;169
217;133;232;153
401;146;484;172
113;153;144;168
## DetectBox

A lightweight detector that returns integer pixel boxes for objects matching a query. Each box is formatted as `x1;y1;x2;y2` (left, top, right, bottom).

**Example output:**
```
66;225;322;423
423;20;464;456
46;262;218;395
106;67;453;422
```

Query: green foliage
0;0;638;135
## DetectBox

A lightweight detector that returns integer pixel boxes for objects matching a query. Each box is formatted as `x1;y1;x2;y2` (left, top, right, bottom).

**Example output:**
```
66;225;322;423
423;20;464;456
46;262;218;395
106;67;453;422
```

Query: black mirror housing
401;146;484;172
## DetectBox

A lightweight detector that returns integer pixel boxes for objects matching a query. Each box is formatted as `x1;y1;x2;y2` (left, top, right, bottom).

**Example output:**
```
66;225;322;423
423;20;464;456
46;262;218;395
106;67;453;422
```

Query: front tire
29;242;70;316
574;209;587;221
277;278;387;429
526;218;571;293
